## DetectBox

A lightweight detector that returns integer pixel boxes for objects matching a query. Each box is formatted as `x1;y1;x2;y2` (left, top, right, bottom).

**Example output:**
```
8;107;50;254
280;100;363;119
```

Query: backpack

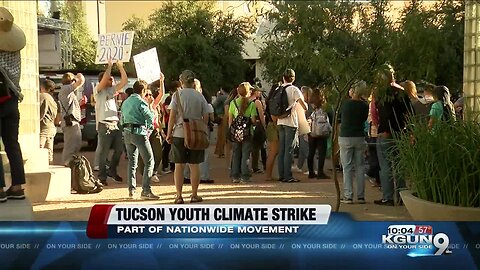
69;155;103;194
229;100;252;143
310;108;332;138
268;84;291;119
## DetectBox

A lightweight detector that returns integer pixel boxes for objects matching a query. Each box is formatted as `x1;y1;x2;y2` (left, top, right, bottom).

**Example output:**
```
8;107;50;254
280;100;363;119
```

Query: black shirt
339;99;369;137
376;85;414;134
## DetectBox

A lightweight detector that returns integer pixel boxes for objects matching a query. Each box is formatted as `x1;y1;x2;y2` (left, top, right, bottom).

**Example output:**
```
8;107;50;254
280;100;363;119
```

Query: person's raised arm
115;61;128;92
72;73;85;91
97;59;113;92
153;72;165;108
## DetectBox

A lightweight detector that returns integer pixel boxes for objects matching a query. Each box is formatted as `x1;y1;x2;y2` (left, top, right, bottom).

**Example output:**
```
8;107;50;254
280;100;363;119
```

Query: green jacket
121;94;154;136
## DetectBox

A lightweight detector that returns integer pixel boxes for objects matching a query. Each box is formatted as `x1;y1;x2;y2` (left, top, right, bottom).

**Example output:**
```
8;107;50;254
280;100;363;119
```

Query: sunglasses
145;93;152;97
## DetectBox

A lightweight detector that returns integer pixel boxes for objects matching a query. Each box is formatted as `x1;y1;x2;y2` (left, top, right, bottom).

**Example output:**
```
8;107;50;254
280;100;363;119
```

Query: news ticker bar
87;204;331;238
1;241;478;252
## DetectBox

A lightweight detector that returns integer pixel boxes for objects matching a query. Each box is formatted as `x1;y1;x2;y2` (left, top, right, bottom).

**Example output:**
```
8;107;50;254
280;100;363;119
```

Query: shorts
169;137;205;164
266;122;279;142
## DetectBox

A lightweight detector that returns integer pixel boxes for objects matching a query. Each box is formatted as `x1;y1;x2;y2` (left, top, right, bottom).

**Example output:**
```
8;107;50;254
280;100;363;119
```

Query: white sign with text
133;48;161;84
95;31;135;64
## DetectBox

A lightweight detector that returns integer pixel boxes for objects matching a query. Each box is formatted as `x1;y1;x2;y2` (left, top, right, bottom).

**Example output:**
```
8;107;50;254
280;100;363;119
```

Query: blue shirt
121;94;154;136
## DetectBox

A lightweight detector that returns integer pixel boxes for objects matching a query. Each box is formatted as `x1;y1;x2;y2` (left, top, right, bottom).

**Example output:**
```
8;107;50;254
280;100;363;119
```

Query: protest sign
95;31;135;64
133;48;161;84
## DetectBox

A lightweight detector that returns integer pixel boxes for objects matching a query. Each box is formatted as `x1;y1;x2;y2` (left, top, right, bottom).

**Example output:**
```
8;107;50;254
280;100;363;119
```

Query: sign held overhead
96;31;135;64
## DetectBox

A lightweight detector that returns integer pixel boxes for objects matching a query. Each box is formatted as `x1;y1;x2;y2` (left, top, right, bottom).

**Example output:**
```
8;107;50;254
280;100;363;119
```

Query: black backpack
268;84;291;119
69;155;103;194
229;100;252;143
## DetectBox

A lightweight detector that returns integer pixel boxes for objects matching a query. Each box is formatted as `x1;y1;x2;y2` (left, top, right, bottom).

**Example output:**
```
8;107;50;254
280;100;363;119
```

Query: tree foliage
122;1;256;94
260;0;464;95
60;1;96;70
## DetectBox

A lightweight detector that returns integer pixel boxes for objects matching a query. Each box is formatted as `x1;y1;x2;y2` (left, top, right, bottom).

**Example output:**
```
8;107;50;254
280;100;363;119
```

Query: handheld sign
133;48;161;84
95;31;135;64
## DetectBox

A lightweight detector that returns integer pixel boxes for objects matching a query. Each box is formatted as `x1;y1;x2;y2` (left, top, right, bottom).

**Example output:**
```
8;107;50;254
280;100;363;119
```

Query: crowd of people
0;7;463;207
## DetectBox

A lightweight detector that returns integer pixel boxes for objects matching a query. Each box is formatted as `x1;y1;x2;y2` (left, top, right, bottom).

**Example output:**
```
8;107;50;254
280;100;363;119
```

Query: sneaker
128;189;136;198
162;169;172;175
141;191;160;200
374;199;394;206
240;179;251;184
308;173;317;179
151;174;160;183
286;178;300;183
341;198;353;204
0;190;6;203
108;173;123;183
100;179;108;186
357;198;366;204
93;166;100;171
292;167;303;173
5;187;25;200
232;178;241;183
253;169;264;174
303;171;310;175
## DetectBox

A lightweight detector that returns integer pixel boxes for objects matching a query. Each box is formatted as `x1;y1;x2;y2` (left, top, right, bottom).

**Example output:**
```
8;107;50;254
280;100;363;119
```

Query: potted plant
395;117;480;221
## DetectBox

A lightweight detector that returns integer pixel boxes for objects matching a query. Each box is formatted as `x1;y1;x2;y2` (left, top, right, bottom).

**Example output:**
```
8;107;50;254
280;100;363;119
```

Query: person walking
121;80;160;200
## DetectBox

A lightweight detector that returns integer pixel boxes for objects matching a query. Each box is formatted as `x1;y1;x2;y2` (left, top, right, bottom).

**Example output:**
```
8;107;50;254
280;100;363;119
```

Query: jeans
307;136;328;175
0;97;25;188
339;137;366;200
123;130;154;193
161;128;174;171
98;122;124;180
139;129;162;175
297;134;308;170
278;125;297;180
377;137;405;202
231;139;252;180
251;140;266;171
62;122;82;166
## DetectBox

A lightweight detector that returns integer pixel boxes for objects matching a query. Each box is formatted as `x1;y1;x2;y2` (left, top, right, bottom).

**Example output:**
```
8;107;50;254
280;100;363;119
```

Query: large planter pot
400;190;480;221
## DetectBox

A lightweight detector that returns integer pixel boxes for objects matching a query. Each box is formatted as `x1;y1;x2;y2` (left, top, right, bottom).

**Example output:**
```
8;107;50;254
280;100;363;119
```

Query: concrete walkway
32;142;411;221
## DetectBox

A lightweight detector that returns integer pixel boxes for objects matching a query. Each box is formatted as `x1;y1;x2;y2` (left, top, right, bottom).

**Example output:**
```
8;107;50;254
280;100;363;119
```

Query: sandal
190;195;203;203
174;196;184;204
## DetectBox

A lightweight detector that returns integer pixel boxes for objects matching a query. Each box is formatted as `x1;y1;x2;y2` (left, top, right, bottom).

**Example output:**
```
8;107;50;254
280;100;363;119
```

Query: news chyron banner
0;204;477;269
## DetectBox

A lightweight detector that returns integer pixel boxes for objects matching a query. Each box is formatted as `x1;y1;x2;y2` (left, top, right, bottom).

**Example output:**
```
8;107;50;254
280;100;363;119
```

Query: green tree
122;1;255;94
60;1;96;70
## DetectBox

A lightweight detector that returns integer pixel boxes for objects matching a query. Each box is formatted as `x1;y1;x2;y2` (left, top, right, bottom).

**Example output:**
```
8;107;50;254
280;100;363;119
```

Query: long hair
433;85;455;121
237;82;251;114
310;88;325;109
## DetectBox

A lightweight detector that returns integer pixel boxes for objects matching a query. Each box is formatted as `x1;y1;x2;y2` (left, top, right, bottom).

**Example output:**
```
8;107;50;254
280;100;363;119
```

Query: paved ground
32;140;411;221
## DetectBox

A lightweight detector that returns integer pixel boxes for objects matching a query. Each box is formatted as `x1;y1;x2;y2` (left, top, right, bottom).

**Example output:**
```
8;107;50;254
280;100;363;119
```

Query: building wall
2;1;40;151
464;2;480;119
104;1;166;32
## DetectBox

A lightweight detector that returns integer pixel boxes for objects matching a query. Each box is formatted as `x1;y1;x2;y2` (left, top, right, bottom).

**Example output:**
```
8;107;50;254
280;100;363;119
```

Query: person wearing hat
0;7;28;201
39;79;58;164
276;69;307;183
166;70;210;204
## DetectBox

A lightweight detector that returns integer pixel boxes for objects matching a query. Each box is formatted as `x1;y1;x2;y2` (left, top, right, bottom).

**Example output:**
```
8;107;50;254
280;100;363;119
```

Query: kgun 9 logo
382;225;452;256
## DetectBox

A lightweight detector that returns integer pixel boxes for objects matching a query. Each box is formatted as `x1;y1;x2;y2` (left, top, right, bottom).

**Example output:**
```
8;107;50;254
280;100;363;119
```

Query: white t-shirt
94;86;119;130
277;84;304;128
